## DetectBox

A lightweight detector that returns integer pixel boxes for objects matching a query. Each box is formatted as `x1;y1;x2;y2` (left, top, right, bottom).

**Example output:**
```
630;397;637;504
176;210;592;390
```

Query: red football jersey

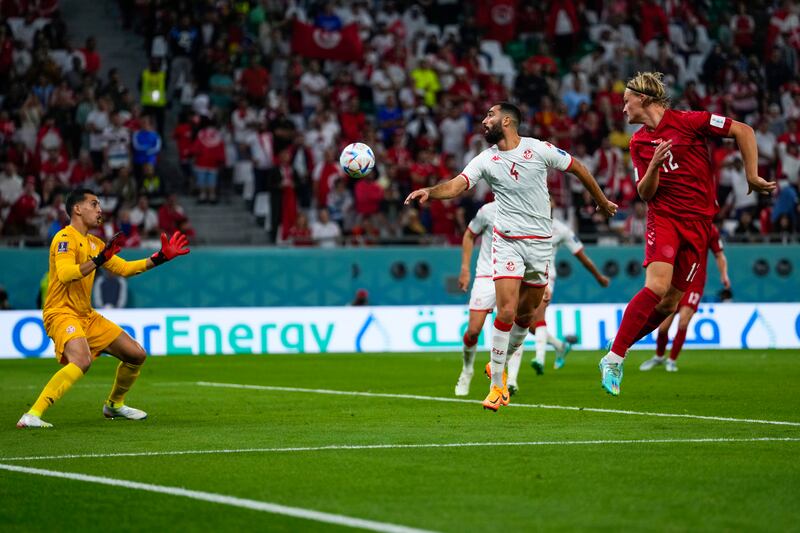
630;109;732;219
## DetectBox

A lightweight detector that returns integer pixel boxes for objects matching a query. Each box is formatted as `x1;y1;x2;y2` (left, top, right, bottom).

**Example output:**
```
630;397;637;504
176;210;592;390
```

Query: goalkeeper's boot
554;335;577;370
484;362;507;387
665;359;679;372
639;355;665;371
482;384;510;412
599;355;623;396
17;413;53;428
454;370;473;396
103;402;147;420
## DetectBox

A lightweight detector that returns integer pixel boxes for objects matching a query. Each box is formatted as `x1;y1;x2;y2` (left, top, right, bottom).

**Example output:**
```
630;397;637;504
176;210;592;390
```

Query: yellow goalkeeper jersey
43;225;147;320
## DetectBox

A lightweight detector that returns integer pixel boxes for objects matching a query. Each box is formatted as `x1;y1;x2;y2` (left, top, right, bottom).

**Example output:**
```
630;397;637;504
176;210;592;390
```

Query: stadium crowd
1;0;800;247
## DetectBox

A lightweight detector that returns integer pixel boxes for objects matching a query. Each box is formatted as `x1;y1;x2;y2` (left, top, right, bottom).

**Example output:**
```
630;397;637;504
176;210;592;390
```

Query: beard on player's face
484;120;503;144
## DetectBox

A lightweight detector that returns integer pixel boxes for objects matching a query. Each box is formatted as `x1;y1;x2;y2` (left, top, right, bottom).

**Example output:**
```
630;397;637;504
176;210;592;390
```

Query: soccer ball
339;142;375;178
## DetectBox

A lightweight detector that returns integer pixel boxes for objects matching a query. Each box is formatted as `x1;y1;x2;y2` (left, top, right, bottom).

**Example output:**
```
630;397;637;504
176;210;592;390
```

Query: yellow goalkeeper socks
29;363;85;417
107;362;142;406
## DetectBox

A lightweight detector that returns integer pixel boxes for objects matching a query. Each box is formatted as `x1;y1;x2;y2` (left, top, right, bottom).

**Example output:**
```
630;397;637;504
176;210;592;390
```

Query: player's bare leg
456;310;490;396
102;331;148;420
483;278;520;410
17;338;92;428
666;306;695;372
640;313;675;371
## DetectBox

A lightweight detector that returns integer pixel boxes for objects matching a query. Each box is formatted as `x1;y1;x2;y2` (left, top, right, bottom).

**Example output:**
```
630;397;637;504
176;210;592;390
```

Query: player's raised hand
92;232;124;267
458;267;471;292
405;188;430;205
746;175;777;195
150;232;191;266
648;139;673;169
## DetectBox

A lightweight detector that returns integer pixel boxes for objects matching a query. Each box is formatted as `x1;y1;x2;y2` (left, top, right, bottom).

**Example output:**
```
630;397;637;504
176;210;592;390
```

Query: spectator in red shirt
354;174;384;217
80;36;101;76
286;211;313;246
3;176;40;236
191;118;226;203
339;99;367;145
239;53;270;104
172;111;196;182
158;193;190;235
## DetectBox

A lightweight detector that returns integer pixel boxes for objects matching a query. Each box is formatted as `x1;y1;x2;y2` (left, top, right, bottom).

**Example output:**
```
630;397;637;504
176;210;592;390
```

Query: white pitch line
2;437;799;463
197;381;800;427
0;463;435;533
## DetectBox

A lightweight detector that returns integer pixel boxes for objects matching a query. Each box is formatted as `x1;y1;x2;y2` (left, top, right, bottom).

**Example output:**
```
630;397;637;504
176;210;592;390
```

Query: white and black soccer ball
339;142;376;178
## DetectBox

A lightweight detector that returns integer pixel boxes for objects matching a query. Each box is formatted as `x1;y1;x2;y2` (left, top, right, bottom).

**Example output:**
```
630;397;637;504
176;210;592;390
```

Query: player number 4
662;150;679;172
510;162;519;181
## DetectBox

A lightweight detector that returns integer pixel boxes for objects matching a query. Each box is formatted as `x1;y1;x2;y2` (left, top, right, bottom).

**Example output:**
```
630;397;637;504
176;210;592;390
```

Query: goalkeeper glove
150;232;190;266
92;232;124;267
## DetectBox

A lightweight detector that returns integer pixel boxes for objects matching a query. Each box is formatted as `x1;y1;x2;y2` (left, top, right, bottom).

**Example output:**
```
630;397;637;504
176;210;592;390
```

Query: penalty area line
197;381;800;427
0;463;435;533
2;437;800;463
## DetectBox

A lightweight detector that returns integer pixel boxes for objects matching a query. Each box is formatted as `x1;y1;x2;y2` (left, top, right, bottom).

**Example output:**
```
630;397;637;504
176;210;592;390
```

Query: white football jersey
466;201;497;277
461;137;573;239
550;218;584;280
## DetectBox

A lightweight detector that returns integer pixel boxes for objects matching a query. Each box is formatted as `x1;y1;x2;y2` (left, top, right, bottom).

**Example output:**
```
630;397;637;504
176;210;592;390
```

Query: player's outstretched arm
147;232;191;269
728;121;777;195
404;175;468;205
459;230;476;292
567;158;618;217
575;249;609;287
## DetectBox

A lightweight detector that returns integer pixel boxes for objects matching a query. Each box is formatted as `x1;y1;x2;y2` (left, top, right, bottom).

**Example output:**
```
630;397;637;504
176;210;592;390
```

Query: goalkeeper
17;188;190;428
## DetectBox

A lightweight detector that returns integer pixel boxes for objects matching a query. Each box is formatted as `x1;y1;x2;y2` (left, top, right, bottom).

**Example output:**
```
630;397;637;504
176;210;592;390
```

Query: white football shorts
468;276;496;311
491;233;551;287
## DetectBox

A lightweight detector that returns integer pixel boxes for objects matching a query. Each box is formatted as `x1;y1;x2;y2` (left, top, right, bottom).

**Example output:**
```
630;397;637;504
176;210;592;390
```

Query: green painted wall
1;245;797;309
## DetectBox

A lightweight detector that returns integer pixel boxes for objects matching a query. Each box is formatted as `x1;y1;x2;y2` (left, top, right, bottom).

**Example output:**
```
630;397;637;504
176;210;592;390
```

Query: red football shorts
644;215;711;293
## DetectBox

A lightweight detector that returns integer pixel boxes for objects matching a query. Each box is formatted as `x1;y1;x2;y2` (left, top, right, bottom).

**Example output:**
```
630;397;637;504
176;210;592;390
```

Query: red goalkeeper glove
92;232;124;267
150;232;190;266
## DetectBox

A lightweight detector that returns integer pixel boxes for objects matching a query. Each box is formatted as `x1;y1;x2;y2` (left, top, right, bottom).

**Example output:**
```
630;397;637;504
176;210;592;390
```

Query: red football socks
670;327;688;361
656;329;669;357
611;287;662;357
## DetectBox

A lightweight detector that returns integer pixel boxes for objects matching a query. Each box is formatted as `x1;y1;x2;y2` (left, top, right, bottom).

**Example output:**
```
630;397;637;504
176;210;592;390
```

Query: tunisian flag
476;0;517;44
291;20;363;62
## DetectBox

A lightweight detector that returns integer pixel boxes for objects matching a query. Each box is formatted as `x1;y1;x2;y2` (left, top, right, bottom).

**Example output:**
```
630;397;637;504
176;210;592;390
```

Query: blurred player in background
640;224;730;372
523;214;608;378
17;188;190;428
599;72;775;396
407;102;617;411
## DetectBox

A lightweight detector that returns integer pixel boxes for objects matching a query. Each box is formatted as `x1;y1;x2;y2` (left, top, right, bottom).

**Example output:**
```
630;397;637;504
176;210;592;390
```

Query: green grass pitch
1;349;799;532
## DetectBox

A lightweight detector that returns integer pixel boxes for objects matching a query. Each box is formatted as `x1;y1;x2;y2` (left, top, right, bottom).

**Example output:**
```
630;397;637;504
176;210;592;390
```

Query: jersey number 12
661;150;679;172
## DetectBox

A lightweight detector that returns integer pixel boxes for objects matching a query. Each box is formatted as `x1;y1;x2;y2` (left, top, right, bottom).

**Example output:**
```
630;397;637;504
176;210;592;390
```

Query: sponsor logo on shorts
66;325;75;334
57;241;68;253
506;261;516;272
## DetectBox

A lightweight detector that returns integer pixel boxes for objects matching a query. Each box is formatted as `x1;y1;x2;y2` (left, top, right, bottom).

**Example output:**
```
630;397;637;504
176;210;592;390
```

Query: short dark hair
496;102;522;128
65;188;95;217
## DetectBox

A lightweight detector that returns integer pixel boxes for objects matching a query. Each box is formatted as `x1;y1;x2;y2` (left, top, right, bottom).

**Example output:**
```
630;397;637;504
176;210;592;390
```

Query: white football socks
462;343;477;373
490;326;510;388
506;345;523;385
547;331;564;351
535;325;548;366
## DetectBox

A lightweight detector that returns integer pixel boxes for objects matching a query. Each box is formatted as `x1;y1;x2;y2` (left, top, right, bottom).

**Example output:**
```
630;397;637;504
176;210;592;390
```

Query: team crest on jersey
66;325;75;334
506;261;516;272
57;241;68;253
523;149;533;160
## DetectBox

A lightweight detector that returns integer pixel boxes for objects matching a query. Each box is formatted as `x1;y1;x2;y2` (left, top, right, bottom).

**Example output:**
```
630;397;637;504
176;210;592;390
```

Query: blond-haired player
17;188;190;428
